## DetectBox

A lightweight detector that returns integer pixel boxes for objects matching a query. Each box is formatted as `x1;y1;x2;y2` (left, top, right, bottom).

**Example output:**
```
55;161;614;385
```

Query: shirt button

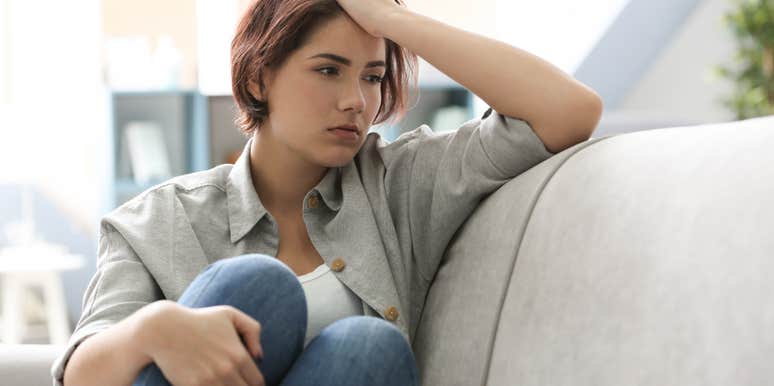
330;257;346;272
307;195;320;209
385;306;399;322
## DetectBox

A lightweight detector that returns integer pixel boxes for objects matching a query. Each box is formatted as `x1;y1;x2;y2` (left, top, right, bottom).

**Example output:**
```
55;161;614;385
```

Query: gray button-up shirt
51;107;555;385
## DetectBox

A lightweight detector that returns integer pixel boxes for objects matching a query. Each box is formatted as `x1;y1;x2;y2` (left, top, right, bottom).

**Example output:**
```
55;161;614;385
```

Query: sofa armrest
0;344;65;386
415;116;774;386
412;138;602;386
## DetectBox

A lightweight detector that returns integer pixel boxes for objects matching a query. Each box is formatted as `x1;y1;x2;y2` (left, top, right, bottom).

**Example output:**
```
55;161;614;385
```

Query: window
495;0;629;73
0;0;8;105
468;1;628;118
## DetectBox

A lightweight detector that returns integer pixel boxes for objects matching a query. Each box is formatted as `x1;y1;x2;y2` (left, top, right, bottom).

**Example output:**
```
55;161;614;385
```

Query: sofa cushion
0;344;65;386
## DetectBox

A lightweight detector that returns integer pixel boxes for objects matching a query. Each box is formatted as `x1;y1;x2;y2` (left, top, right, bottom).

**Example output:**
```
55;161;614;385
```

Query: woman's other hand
136;300;266;386
335;0;407;37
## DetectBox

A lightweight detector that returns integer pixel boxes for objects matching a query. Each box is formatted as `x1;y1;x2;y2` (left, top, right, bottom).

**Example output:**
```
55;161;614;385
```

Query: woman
54;0;602;385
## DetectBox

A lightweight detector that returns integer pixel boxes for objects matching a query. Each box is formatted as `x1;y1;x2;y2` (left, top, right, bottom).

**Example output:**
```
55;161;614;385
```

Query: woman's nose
338;81;366;113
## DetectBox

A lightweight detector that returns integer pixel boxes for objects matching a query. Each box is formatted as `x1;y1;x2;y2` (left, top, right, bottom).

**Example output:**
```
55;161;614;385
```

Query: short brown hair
231;0;418;137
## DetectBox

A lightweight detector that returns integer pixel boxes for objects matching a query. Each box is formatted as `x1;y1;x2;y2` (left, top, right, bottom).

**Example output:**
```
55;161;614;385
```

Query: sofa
2;116;773;386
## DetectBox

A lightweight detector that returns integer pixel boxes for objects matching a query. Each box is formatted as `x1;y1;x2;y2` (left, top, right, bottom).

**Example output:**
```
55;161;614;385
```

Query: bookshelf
108;90;209;209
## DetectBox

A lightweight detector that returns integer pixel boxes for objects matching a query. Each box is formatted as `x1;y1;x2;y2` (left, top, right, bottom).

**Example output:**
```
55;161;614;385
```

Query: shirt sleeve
379;107;556;282
50;221;163;386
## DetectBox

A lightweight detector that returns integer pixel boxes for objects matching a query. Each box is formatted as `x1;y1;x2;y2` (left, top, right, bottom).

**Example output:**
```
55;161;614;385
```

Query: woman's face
251;13;387;167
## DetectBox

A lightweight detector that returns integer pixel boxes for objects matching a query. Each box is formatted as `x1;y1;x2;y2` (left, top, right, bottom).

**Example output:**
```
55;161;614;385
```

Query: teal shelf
109;89;199;96
107;90;209;210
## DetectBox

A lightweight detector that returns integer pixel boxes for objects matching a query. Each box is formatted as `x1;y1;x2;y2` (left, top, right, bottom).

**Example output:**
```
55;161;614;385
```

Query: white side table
0;244;84;344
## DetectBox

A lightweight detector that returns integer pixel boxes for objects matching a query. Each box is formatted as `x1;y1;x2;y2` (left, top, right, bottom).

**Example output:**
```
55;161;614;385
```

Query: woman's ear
248;79;265;101
248;68;275;101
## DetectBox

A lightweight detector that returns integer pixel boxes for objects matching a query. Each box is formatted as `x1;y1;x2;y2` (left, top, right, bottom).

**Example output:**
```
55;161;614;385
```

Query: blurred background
0;0;765;343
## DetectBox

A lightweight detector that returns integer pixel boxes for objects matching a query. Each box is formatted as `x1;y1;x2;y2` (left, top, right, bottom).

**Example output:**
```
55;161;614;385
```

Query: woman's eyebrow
306;53;386;68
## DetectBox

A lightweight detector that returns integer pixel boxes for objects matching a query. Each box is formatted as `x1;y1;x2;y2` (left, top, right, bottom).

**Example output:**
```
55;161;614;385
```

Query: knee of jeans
326;316;410;351
209;254;301;294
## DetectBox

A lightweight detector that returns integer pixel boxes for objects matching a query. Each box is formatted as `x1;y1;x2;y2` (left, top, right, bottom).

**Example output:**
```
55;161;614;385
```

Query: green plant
716;0;774;119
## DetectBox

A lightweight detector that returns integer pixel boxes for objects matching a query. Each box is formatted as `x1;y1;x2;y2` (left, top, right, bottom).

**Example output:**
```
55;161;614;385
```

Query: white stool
0;244;83;344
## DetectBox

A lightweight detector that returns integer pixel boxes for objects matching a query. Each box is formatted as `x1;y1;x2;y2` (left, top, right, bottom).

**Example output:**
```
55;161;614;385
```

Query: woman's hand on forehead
335;0;406;38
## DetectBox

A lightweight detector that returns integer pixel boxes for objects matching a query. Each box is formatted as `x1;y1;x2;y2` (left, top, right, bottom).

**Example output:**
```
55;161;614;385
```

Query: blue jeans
132;254;419;386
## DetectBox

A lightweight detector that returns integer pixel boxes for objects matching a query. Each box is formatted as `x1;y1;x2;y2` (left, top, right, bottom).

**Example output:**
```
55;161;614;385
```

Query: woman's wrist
376;6;414;39
129;300;178;363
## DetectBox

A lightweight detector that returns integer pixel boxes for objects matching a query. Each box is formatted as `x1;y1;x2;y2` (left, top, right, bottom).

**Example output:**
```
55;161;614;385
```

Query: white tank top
297;263;363;348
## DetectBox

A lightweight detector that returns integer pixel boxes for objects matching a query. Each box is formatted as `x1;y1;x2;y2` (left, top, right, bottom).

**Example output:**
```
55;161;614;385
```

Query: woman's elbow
579;90;603;135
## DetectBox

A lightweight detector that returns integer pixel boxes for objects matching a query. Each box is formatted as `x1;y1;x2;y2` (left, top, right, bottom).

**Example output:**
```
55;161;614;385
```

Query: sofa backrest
412;135;599;385
415;116;774;386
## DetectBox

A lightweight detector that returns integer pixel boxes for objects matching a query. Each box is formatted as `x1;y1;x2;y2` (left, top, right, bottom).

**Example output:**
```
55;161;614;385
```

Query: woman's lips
328;128;360;142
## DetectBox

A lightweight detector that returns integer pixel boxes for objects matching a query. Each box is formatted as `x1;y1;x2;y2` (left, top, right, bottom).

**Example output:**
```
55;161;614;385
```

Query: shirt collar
315;165;343;212
226;137;343;243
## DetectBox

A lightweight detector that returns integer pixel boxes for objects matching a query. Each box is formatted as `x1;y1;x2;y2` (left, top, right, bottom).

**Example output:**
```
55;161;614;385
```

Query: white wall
0;0;105;237
412;0;497;37
495;0;629;74
603;0;737;135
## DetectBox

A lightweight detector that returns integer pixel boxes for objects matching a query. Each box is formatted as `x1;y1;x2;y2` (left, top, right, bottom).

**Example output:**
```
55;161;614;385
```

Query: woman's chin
312;148;359;168
297;152;351;169
320;157;355;168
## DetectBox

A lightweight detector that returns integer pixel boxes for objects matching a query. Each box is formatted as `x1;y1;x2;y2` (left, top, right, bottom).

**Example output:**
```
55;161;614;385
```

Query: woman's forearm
379;8;603;153
62;302;164;386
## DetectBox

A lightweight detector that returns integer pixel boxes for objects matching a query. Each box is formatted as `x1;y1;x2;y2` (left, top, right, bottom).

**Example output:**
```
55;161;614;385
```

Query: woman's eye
316;67;383;84
317;67;339;76
366;75;385;84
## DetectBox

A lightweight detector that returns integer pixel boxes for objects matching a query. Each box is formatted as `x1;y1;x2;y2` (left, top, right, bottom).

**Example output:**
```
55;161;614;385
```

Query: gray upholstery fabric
416;116;774;386
4;117;774;386
413;137;605;385
0;345;64;386
486;118;774;386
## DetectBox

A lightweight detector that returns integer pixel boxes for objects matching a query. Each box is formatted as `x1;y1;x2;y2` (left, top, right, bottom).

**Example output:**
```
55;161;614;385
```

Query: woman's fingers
225;307;265;385
227;307;264;359
238;353;266;386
